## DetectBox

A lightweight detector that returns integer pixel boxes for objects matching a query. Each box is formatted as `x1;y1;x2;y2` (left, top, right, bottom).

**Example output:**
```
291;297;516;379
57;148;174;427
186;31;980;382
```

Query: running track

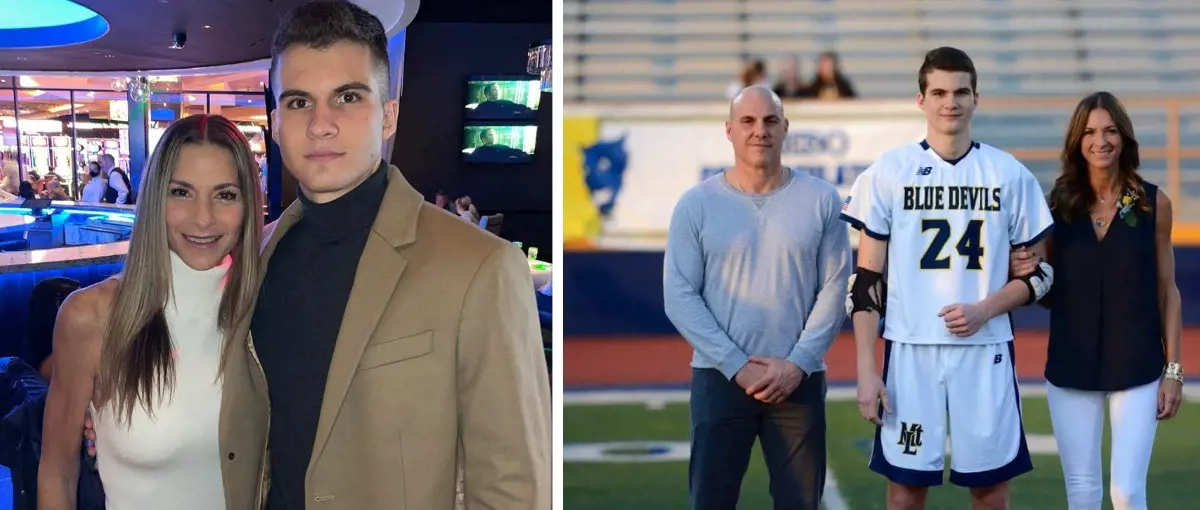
564;328;1200;388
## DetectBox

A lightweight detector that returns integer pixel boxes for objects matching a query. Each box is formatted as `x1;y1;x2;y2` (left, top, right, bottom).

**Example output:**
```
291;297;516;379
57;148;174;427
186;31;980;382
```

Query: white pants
1046;379;1160;510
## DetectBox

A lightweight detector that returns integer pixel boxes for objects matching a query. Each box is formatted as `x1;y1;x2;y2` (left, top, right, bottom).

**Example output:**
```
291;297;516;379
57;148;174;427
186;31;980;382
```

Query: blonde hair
98;115;263;426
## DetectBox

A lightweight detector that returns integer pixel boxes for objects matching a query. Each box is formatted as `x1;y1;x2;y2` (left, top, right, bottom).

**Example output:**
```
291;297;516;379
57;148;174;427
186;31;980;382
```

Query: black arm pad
1017;259;1054;306
850;267;886;316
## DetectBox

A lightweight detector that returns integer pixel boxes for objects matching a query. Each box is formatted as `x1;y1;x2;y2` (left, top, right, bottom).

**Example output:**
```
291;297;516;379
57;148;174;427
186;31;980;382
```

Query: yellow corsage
1118;188;1138;227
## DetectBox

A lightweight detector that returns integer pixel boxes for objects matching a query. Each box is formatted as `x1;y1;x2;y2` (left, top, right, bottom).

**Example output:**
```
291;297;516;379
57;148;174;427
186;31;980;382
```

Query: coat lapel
307;165;422;471
260;200;305;267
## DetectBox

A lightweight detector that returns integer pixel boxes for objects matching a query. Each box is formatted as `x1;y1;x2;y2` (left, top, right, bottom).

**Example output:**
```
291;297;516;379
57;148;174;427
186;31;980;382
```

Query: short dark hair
270;0;391;101
918;46;977;95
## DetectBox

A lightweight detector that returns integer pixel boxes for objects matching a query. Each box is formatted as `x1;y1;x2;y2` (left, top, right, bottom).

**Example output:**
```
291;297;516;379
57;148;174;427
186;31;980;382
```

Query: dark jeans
688;367;827;510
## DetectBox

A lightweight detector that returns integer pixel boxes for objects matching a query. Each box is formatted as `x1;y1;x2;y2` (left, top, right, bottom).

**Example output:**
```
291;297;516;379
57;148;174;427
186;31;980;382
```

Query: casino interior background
562;2;1200;509
0;0;550;506
0;73;271;204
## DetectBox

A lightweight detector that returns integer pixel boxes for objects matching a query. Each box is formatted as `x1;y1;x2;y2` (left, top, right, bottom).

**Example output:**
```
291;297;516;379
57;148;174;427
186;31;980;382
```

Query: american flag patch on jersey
842;195;852;211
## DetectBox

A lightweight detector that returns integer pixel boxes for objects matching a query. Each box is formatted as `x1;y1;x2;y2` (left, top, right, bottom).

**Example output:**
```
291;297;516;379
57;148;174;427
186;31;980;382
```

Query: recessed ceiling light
203;25;212;29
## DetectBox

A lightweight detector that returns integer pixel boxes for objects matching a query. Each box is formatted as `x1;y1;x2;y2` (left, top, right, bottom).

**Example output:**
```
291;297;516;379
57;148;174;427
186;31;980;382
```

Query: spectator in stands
773;56;813;99
39;114;264;509
1010;91;1182;510
664;85;850;510
810;51;856;100
726;58;771;100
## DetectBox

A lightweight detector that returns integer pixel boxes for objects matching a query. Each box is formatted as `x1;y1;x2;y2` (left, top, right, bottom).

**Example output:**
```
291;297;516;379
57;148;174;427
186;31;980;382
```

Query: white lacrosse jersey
841;140;1054;345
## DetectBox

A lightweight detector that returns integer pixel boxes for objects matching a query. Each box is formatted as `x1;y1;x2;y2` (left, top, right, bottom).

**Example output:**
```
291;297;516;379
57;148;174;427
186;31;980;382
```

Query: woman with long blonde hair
38;114;263;510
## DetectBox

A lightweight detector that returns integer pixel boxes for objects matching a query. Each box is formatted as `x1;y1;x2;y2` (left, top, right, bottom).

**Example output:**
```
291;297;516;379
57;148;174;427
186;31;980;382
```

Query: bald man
663;86;852;510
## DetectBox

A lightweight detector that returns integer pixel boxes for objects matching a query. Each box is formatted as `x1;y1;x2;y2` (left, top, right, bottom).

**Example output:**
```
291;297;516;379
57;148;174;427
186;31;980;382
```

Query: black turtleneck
253;161;388;510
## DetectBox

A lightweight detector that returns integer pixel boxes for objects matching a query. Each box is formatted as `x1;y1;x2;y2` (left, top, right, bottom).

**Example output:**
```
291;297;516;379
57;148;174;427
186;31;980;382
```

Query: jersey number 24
920;219;985;270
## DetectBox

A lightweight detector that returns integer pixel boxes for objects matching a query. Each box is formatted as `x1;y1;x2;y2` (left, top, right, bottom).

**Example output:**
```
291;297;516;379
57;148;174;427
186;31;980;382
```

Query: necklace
1092;191;1118;228
729;169;785;194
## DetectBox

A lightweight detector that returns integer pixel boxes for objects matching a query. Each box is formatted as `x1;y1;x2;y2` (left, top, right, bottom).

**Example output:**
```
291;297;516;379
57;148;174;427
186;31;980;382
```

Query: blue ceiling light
0;0;110;50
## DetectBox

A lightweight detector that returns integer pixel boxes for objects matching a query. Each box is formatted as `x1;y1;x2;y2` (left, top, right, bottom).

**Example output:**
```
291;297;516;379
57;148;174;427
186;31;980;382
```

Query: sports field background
564;331;1200;509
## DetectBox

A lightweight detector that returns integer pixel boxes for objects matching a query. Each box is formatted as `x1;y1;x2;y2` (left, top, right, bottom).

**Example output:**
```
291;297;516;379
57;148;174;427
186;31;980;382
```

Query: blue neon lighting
0;207;135;223
0;0;110;50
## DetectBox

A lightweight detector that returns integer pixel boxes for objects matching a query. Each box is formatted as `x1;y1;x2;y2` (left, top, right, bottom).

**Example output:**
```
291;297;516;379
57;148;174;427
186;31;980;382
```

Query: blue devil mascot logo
581;135;629;217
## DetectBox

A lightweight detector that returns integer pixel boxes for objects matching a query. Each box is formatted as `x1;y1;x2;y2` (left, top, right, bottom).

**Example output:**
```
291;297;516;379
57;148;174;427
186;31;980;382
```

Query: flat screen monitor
461;124;538;164
22;198;52;209
463;75;541;121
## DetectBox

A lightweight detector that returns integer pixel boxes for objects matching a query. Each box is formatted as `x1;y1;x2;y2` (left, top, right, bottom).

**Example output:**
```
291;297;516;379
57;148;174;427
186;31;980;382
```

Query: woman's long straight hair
98;114;263;427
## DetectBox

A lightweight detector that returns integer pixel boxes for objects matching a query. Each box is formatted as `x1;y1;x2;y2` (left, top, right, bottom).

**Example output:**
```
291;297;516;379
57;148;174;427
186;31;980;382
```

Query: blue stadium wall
564;247;1200;336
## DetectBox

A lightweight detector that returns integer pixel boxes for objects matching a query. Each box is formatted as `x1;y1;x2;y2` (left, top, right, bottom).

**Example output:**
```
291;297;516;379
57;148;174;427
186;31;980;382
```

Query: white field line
823;469;849;510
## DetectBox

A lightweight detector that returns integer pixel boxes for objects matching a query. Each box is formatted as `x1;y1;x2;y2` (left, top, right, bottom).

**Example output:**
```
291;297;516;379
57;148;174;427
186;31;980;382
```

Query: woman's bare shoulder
55;278;120;352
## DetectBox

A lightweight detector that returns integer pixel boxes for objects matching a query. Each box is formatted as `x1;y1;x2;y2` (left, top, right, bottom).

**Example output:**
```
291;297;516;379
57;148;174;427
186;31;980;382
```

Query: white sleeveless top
90;251;230;509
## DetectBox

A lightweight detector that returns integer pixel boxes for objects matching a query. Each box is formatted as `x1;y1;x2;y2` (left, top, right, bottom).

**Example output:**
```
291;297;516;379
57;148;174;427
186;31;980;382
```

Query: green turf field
564;390;1200;510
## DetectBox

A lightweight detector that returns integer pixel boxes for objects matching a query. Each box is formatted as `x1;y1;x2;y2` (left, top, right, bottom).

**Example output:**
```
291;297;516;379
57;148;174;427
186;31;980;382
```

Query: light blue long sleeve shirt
663;169;852;380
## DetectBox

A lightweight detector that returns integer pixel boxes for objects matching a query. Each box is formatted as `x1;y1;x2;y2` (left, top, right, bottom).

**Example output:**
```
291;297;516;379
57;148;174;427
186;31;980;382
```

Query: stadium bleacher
565;0;1200;221
565;0;1200;102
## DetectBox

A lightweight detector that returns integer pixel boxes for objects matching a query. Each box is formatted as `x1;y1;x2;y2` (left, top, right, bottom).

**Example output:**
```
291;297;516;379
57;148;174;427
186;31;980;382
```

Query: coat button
228;452;236;460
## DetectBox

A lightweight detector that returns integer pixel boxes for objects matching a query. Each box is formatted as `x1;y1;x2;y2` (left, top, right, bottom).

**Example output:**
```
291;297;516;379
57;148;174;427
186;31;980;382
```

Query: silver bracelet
1165;362;1184;383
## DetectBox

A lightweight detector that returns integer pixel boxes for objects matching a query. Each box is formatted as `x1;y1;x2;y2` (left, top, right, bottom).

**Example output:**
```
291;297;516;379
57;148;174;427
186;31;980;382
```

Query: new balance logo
994;354;1003;364
916;166;933;176
897;422;924;455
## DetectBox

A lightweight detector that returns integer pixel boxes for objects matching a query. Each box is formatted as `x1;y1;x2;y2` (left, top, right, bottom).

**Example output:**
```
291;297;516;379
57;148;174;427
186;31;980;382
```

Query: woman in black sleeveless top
1011;92;1183;510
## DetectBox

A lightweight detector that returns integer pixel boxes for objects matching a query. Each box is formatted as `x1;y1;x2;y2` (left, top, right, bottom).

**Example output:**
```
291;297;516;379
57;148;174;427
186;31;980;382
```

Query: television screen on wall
461;124;537;164
463;75;540;121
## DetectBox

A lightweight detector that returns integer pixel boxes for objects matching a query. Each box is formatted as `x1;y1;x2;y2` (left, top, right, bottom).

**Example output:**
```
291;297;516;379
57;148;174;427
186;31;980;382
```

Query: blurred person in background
18;180;35;200
81;162;108;204
42;175;69;201
726;58;771;100
773;55;812;99
456;195;480;224
435;189;457;212
810;51;857;100
1010;91;1182;510
665;85;851;510
101;154;134;205
25;277;83;380
29;171;44;197
0;153;19;195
